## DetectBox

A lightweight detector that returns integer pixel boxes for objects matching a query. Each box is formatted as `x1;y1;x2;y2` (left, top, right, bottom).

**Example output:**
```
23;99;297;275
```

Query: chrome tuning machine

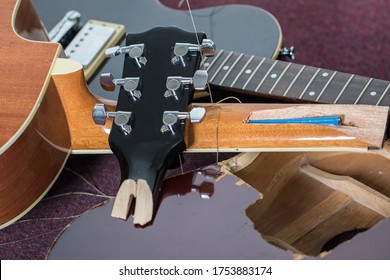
161;107;206;134
164;70;208;100
100;73;141;101
92;104;133;135
172;39;215;67
105;43;147;68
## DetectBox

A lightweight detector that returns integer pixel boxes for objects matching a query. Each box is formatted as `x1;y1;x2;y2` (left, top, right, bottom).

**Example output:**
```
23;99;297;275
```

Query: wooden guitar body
0;0;70;228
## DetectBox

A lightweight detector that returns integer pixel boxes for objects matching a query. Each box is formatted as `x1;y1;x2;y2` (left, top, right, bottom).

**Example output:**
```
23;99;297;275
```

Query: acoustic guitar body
0;0;70;228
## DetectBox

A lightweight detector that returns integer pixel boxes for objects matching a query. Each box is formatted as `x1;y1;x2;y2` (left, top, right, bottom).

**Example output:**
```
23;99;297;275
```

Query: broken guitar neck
95;27;388;226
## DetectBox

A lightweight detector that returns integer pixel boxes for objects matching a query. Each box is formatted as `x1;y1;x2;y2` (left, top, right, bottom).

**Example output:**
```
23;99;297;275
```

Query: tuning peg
279;46;295;60
105;43;147;68
161;107;206;134
192;69;208;91
164;70;208;100
100;73;141;100
92;104;133;135
172;39;215;66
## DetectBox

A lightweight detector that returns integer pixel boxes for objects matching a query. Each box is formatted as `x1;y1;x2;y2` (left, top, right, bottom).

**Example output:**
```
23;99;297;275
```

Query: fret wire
333;74;355;103
242;57;266;90
376;83;390;106
209;51;234;83
283;65;306;96
230;55;255;87
269;62;292;94
204;49;224;71
298;68;321;99
255;60;278;92
315;71;337;102
354;78;373;104
200;56;208;67
219;53;244;85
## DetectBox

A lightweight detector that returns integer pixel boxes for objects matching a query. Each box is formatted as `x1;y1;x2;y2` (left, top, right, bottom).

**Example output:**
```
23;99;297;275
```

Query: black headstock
93;27;214;225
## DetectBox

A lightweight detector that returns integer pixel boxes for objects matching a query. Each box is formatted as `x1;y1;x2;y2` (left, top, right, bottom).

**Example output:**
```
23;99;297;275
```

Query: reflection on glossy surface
232;151;390;258
48;165;291;259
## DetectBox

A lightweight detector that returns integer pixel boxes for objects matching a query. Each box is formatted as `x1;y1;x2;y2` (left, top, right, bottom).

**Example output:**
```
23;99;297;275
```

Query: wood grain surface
0;0;61;151
51;59;113;153
0;0;70;228
186;103;388;152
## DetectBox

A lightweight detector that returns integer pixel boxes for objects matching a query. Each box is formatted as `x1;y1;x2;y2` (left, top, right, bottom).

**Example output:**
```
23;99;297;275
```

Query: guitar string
185;0;220;164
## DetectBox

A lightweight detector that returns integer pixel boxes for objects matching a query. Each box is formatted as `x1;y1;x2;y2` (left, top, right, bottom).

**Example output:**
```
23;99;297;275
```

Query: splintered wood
186;103;388;152
301;165;390;217
248;104;388;149
111;179;153;226
228;146;390;256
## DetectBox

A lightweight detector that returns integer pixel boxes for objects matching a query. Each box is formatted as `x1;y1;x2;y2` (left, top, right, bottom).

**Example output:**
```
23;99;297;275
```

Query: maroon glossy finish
48;166;292;259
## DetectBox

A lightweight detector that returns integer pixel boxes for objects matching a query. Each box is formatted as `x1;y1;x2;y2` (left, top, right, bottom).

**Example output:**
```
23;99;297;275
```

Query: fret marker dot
245;69;252;74
223;66;230;70
204;62;210;67
308;91;316;96
322;72;329;77
270;73;278;79
370;91;377;96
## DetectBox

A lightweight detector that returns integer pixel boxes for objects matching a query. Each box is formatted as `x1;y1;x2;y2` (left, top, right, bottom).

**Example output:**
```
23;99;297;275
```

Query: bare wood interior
111;178;153;226
223;143;390;256
186;103;388;152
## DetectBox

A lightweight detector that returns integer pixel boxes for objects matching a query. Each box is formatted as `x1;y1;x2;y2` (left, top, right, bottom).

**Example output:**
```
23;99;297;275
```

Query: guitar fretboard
203;50;390;106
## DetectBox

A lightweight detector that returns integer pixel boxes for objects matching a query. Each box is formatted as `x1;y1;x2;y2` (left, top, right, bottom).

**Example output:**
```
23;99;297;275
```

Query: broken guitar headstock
93;27;215;225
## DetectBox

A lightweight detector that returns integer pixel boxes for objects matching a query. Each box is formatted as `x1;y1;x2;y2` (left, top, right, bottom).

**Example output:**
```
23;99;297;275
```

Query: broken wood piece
111;179;136;220
300;165;390;217
111;178;153;226
133;179;153;226
274;192;352;244
186;103;389;152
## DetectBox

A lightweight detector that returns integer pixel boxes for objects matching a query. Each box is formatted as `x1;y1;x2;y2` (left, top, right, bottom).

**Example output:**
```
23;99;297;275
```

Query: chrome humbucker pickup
64;20;125;81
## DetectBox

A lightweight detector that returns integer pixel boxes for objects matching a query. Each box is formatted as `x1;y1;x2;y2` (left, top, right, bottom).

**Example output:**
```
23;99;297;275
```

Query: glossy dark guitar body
49;166;293;259
32;0;282;102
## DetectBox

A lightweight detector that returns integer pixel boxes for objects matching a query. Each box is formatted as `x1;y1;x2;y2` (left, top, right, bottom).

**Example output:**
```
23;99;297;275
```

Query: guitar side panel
0;0;62;151
0;78;71;229
13;0;50;41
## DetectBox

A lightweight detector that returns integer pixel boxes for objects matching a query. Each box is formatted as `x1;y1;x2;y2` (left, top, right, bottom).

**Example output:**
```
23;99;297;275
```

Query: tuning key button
161;107;206;134
100;73;142;100
172;39;215;66
92;104;133;135
100;73;116;91
164;70;208;100
199;39;216;57
105;43;147;68
188;107;207;123
92;104;108;125
192;70;208;91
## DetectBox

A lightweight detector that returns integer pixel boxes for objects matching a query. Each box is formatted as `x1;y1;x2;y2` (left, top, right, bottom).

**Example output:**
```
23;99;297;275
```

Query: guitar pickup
49;12;126;81
64;20;125;81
